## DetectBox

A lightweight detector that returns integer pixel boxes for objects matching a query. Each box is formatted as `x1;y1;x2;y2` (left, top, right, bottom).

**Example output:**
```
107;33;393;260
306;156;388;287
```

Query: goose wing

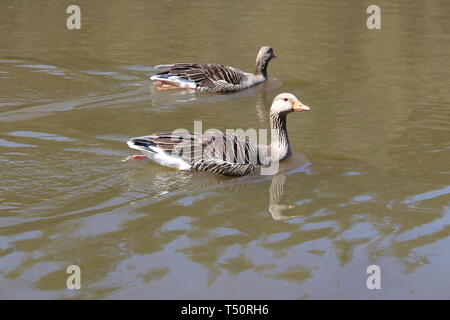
129;130;265;176
154;63;248;89
192;130;264;176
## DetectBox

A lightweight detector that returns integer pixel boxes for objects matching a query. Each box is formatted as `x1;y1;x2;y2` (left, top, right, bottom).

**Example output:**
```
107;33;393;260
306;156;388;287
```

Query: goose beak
292;100;310;112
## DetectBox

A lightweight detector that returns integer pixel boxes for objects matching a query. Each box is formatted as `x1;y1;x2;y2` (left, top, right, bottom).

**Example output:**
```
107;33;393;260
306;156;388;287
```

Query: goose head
270;93;310;116
255;46;276;77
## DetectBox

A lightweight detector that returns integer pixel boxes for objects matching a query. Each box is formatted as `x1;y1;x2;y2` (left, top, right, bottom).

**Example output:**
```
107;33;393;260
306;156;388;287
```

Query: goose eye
283;98;288;102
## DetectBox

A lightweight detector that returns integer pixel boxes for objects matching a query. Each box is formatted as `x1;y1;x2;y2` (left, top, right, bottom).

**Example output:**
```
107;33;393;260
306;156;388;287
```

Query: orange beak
292;100;311;112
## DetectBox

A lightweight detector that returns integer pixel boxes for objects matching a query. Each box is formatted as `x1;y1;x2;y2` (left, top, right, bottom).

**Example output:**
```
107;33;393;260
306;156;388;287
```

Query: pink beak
292;100;311;111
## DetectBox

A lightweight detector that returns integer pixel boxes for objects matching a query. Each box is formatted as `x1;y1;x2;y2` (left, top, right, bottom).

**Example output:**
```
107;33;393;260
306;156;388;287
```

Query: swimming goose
150;46;276;93
126;93;310;176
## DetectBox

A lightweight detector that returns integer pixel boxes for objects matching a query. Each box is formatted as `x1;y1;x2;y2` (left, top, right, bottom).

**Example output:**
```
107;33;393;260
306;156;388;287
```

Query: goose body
126;93;311;176
150;46;276;93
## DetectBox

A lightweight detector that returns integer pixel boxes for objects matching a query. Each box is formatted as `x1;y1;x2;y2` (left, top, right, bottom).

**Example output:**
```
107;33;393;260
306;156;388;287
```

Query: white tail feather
150;75;196;89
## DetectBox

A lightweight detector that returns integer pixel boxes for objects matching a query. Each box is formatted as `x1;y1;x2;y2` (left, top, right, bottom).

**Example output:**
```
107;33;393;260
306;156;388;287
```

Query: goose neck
269;112;291;161
255;58;270;78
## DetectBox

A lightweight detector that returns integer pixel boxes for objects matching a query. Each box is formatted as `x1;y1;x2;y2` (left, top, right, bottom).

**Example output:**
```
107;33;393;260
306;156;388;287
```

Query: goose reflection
254;89;270;123
125;151;309;223
268;173;304;221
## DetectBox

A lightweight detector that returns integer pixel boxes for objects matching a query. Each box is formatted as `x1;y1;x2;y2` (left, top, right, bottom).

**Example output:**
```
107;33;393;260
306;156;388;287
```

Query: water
0;0;449;299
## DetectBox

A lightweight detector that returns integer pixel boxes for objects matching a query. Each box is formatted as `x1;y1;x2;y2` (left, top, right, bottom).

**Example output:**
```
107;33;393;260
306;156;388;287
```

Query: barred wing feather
130;131;265;176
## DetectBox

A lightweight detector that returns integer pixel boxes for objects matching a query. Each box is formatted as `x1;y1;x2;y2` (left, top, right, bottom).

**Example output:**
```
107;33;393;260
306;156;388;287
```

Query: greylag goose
125;93;310;176
150;46;276;92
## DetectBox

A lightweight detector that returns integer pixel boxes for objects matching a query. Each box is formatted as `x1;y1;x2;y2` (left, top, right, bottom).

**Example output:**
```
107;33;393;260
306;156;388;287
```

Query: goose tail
127;137;157;153
150;74;197;89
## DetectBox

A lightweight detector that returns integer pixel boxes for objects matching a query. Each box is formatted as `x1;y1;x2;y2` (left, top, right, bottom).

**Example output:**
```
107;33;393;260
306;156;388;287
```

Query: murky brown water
1;0;449;299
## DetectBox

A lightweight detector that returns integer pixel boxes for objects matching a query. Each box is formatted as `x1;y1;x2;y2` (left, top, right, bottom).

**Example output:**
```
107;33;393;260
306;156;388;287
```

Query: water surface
0;0;449;299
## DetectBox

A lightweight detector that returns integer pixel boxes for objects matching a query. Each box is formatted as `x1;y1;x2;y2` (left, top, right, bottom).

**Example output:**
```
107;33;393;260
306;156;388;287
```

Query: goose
150;46;276;93
125;93;310;176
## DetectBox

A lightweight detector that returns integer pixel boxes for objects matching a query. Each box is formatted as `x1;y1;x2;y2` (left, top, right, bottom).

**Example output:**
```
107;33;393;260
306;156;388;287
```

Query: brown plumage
150;46;276;93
